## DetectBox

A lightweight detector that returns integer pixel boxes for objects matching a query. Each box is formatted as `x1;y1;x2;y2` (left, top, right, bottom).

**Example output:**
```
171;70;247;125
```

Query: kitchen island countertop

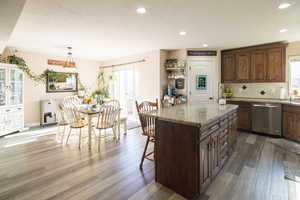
141;102;238;127
228;97;300;106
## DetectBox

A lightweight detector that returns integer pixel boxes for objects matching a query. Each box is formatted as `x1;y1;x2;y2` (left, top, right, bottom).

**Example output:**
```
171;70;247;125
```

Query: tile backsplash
224;83;289;99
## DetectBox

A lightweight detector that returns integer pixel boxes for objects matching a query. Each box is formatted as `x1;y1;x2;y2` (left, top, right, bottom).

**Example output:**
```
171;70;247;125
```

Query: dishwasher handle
252;104;279;108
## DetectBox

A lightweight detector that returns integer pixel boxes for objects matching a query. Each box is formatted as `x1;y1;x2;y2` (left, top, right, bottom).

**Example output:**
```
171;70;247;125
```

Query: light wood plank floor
0;128;299;200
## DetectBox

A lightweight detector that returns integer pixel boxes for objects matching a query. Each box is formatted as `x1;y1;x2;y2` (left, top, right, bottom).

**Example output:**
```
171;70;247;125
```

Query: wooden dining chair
135;99;158;169
63;95;81;106
50;98;69;143
62;100;88;149
94;100;121;151
63;96;85;119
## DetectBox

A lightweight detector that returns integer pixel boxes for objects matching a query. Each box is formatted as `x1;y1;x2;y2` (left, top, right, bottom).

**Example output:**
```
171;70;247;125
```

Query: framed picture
196;75;207;90
46;72;78;93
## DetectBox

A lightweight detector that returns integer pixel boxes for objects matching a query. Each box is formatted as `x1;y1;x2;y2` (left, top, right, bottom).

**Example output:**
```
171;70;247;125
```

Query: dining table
77;106;100;150
77;105;127;150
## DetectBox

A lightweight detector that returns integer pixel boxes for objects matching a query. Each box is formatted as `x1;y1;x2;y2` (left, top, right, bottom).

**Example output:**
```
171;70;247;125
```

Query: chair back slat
62;96;82;124
96;100;120;129
135;99;158;137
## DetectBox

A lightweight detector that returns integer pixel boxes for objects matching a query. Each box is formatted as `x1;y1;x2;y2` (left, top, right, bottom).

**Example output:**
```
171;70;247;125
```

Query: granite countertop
141;102;238;127
227;97;300;106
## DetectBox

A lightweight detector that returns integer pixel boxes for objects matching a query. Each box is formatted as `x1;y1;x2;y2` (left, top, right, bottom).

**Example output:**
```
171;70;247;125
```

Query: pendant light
64;47;76;68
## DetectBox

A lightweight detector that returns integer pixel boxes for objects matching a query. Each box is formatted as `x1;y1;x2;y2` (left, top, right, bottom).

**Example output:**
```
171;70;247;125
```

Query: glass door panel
0;69;6;106
112;68;136;120
10;69;23;105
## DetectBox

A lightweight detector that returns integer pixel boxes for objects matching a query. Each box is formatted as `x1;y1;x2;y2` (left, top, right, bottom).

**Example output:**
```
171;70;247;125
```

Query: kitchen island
142;102;238;199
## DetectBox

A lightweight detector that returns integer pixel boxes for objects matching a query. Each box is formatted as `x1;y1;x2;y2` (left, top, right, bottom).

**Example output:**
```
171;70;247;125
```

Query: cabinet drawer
283;105;300;114
200;123;220;141
227;101;251;107
220;119;229;128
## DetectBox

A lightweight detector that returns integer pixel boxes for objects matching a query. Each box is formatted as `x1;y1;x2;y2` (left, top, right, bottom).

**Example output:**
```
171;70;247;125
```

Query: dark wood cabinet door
222;54;236;82
251;50;266;81
236;52;251;81
210;131;220;177
267;48;285;82
296;115;300;142
283;111;297;141
199;136;211;192
228;118;238;151
237;107;251;131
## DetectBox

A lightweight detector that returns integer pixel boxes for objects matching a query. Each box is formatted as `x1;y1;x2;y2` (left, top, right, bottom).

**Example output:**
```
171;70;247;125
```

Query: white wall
159;50;168;98
3;48;100;126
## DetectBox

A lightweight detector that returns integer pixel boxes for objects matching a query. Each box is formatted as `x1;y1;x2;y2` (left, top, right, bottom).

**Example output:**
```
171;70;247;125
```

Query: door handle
207;142;212;151
207;143;211;151
252;104;278;108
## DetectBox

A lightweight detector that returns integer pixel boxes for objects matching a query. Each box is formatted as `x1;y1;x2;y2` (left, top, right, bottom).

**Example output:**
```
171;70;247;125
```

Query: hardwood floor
0;127;299;200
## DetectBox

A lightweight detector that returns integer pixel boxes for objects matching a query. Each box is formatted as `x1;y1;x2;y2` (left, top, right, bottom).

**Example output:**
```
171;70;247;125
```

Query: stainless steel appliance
40;100;57;126
251;103;282;136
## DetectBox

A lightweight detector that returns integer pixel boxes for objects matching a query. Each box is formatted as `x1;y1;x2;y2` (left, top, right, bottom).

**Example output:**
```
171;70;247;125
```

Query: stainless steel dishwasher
251;103;282;136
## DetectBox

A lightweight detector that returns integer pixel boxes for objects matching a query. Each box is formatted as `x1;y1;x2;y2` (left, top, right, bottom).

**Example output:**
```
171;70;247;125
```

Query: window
290;56;300;94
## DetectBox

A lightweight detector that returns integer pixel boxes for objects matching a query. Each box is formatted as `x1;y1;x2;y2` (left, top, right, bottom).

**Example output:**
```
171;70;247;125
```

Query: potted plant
92;89;106;105
78;87;86;97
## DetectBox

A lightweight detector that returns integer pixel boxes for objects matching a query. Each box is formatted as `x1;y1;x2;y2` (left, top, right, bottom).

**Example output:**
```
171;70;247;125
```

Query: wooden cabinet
155;108;238;199
237;107;251;131
210;131;220;177
236;52;251;81
283;105;300;143
199;115;236;193
0;63;24;136
251;50;266;81
221;42;287;83
267;48;285;82
199;135;211;192
199;129;221;192
227;101;251;131
228;114;238;154
221;53;236;82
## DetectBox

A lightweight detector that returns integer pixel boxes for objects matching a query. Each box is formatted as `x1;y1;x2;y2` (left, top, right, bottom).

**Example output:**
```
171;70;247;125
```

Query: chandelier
64;47;76;68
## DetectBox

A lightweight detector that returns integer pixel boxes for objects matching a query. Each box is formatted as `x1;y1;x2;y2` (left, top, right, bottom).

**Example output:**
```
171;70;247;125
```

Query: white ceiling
5;0;300;60
0;0;26;53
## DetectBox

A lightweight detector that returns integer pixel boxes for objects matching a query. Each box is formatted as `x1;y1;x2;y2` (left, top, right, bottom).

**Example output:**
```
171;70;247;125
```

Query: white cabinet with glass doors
0;63;24;136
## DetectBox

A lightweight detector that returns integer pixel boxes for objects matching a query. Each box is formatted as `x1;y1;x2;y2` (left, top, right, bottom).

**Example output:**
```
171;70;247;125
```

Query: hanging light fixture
64;47;76;68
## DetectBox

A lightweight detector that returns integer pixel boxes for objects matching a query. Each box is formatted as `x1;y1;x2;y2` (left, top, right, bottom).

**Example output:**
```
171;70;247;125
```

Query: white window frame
289;56;300;95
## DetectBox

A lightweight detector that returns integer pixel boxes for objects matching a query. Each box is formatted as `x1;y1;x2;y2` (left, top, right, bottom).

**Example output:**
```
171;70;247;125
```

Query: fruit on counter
224;87;233;98
224;87;231;93
224;92;233;97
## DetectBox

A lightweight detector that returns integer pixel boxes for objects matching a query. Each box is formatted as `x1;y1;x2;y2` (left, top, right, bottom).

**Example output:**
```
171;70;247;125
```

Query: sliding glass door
0;68;6;106
112;67;136;120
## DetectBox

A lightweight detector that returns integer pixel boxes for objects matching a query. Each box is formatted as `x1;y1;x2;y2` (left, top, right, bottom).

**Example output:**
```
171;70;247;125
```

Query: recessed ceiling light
280;28;288;33
278;3;291;9
203;44;208;47
136;7;146;14
179;31;187;36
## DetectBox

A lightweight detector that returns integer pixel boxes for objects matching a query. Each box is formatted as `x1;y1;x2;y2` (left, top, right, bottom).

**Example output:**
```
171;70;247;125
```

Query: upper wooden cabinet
251;50;266;81
221;54;236;82
221;42;287;83
236;52;251;81
267;47;285;82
